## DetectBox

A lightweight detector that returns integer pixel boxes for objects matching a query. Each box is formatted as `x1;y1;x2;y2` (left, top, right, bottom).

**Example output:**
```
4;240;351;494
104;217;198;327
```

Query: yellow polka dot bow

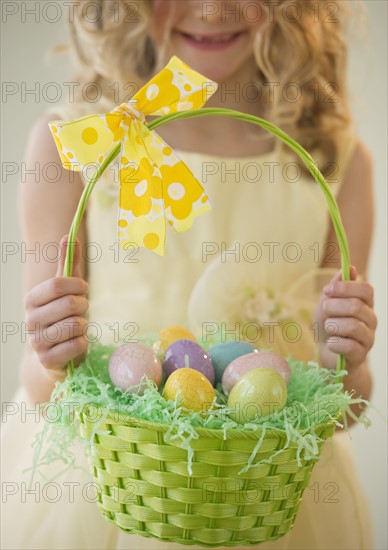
49;56;218;255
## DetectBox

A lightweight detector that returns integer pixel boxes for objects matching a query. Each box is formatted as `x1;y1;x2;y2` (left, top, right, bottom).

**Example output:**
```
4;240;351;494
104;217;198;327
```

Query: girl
2;1;376;549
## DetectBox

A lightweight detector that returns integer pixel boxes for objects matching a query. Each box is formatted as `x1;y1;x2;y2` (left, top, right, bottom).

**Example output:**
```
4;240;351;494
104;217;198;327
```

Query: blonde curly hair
63;0;360;175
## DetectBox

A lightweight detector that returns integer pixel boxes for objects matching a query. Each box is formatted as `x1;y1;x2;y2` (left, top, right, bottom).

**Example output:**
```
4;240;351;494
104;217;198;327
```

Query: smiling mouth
176;31;245;49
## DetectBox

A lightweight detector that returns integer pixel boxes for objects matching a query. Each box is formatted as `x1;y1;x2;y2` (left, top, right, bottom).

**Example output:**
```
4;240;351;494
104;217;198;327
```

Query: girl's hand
24;235;89;378
314;266;377;372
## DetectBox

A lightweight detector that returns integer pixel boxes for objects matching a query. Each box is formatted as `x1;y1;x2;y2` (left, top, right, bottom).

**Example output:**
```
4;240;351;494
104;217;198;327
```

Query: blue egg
207;342;258;384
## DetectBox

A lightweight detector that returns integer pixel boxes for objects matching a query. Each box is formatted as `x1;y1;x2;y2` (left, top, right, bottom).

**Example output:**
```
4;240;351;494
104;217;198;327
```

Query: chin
166;33;251;84
170;51;239;83
189;62;234;83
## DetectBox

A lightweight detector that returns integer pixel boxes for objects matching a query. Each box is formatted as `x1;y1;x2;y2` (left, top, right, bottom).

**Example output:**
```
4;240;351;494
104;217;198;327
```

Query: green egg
227;368;287;424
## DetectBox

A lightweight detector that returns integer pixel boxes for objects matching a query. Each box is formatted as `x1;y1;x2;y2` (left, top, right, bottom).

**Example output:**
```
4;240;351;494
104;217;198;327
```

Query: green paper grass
30;342;370;482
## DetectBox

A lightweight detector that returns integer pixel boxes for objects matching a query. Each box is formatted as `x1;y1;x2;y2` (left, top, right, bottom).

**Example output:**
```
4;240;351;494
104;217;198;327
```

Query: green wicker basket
61;107;350;547
79;407;336;547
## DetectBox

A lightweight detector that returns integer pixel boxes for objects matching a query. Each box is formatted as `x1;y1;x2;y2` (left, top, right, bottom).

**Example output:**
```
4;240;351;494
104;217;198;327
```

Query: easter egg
208;342;259;384
163;368;216;413
159;325;196;353
163;339;215;385
227;368;287;423
109;343;162;395
222;351;291;396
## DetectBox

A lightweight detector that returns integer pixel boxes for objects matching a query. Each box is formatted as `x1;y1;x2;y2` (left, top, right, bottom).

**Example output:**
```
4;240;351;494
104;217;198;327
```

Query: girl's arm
18;113;88;404
317;140;376;425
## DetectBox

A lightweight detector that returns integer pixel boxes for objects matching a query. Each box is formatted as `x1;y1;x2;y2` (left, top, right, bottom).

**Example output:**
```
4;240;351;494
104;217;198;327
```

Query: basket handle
62;108;350;376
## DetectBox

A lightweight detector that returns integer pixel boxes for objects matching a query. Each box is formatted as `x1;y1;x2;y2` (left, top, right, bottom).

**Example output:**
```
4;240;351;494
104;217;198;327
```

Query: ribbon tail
136;127;212;234
117;126;166;256
163;157;212;234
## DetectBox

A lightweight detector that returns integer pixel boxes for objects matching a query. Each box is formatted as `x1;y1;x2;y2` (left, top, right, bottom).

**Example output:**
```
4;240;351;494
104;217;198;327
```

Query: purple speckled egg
163;339;215;386
109;343;162;395
222;352;291;396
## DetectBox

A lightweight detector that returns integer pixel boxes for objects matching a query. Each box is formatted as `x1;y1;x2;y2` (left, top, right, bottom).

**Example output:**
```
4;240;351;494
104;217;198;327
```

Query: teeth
189;33;237;43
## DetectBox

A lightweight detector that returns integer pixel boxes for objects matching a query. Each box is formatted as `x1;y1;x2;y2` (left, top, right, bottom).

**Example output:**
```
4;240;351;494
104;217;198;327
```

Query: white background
1;1;387;548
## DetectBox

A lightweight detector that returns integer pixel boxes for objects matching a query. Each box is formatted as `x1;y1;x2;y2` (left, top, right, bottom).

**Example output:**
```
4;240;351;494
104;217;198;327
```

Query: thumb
323;265;357;294
56;235;83;278
349;265;357;281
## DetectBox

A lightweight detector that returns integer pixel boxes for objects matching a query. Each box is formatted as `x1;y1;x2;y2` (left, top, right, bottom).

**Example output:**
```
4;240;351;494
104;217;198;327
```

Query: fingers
26;299;90;371
324;317;374;349
28;316;88;350
318;266;377;370
30;316;88;349
56;235;83;278
324;318;374;368
25;281;89;369
24;277;88;309
324;265;357;286
325;336;366;368
24;234;89;373
44;316;88;345
25;294;89;328
323;268;374;308
36;336;89;373
324;281;374;307
322;297;378;329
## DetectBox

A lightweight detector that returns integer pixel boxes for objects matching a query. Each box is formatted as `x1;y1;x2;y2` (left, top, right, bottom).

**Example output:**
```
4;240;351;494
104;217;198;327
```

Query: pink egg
109;343;162;395
221;352;291;396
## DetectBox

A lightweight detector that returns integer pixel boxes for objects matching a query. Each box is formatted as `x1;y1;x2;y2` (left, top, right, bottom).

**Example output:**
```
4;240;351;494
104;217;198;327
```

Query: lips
175;30;245;51
182;31;243;43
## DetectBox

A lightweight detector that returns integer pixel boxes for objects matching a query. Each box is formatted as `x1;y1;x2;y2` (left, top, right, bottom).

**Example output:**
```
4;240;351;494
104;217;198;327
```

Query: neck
193;56;267;136
207;57;264;116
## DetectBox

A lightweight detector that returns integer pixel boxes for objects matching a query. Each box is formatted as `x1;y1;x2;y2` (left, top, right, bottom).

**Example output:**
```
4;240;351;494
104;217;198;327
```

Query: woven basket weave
79;407;336;547
62;107;350;546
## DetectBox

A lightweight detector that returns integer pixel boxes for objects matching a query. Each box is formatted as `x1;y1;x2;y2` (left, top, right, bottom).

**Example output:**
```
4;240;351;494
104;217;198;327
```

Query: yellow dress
1;103;373;550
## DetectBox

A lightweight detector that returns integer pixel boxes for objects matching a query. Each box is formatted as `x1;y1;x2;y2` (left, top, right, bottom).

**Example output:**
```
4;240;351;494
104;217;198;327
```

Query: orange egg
159;325;196;352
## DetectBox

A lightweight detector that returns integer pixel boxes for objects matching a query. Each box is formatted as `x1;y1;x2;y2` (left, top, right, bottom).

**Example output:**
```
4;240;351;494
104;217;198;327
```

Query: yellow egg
159;325;196;352
227;368;288;424
163;368;216;414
